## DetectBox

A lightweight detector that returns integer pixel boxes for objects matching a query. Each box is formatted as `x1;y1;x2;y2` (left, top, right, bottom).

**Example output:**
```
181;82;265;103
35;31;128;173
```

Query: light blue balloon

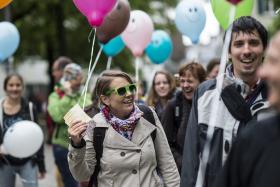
101;36;125;57
0;22;20;63
145;30;173;64
175;0;206;44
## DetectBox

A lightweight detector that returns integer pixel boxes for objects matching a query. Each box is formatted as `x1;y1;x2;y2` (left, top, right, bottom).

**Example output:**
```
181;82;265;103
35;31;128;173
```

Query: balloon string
276;8;280;15
229;6;236;24
195;24;232;187
88;28;94;43
135;57;140;100
106;57;112;70
135;57;140;83
81;29;96;98
88;28;96;75
82;46;103;109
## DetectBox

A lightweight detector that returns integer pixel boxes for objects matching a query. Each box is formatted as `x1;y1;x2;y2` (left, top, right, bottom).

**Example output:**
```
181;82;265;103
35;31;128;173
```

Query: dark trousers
53;144;78;187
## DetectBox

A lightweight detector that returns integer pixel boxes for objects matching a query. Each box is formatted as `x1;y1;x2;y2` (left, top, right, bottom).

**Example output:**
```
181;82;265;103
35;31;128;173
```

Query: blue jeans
53;144;78;187
0;160;38;187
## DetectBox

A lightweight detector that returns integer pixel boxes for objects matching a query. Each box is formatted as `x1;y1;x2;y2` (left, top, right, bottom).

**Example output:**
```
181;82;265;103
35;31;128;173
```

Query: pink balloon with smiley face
121;10;154;57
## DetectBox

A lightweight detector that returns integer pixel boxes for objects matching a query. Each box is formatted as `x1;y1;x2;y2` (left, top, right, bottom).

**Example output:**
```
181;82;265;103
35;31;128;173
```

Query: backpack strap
88;127;107;187
137;104;156;141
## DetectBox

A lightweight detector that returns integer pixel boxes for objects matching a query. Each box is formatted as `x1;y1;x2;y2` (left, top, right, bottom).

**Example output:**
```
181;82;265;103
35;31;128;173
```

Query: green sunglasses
104;84;137;96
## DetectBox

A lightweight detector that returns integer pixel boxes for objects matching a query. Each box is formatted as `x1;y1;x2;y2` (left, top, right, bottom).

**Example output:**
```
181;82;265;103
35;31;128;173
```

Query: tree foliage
268;0;280;35
1;0;177;74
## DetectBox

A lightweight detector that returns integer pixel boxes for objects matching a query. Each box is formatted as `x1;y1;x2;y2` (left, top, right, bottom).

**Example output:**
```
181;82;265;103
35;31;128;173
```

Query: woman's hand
68;120;87;146
62;80;73;96
38;171;46;179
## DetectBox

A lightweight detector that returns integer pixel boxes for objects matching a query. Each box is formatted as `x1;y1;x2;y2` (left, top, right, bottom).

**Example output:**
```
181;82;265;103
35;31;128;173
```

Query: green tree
1;0;177;71
268;0;280;35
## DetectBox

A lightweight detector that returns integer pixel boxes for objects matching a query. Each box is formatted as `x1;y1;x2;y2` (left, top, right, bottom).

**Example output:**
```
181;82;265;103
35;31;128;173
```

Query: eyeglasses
104;84;137;96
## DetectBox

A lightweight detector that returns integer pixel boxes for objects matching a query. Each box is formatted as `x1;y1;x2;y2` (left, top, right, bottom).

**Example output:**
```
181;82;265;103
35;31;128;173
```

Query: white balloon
3;120;44;158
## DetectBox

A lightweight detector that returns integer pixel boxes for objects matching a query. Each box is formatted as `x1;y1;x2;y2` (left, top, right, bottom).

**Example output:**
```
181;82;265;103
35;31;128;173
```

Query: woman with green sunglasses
67;70;180;187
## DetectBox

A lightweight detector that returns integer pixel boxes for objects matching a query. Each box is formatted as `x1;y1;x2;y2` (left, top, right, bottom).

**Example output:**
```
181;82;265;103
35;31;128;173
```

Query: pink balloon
121;10;154;57
73;0;117;27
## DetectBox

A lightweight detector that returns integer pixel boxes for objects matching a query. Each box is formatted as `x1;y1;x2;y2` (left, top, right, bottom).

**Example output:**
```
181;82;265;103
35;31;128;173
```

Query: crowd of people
0;15;280;187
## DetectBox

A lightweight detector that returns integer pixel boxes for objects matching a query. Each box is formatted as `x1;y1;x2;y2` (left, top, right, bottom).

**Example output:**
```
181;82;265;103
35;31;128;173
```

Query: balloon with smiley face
121;10;154;57
175;0;206;44
145;30;173;64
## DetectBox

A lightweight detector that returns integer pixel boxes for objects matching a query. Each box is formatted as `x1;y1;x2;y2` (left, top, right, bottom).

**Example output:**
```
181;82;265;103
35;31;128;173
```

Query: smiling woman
146;70;176;120
67;70;180;187
0;73;46;187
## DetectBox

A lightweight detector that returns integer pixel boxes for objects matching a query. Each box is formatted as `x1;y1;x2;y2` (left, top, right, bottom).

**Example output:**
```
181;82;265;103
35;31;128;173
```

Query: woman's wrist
70;138;86;148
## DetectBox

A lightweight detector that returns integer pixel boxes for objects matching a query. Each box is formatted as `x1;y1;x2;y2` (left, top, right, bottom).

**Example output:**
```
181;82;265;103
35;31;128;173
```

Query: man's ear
100;95;110;106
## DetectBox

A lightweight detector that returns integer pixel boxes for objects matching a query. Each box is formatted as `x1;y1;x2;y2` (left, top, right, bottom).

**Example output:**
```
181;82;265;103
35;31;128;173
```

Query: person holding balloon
0;74;46;187
180;16;270;187
68;70;180;187
146;70;176;120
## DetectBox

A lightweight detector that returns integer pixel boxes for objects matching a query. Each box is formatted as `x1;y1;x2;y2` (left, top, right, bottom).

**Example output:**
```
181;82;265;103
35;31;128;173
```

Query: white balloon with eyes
175;0;206;44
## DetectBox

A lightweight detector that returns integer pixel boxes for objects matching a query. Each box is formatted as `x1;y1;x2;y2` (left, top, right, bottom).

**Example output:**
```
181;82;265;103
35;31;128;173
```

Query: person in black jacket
0;74;46;187
214;30;280;187
162;62;206;173
180;16;269;187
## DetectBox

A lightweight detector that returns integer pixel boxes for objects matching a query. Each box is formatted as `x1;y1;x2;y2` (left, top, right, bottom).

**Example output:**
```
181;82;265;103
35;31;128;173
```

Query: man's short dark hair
54;56;73;70
226;16;268;52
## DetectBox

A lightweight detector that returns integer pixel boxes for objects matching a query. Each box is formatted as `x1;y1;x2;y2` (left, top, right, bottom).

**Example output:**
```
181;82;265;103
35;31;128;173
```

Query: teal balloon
102;36;125;57
175;0;206;44
0;22;20;63
145;30;173;64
